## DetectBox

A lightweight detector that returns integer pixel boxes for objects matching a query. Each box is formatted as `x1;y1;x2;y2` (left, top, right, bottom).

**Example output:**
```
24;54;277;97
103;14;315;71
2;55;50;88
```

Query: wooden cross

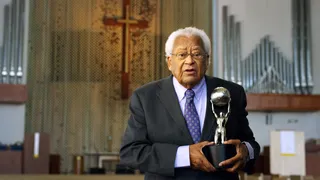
103;0;149;99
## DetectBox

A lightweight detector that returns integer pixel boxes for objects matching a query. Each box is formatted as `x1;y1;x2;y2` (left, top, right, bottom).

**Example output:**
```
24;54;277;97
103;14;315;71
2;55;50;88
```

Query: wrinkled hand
189;141;216;172
219;139;248;173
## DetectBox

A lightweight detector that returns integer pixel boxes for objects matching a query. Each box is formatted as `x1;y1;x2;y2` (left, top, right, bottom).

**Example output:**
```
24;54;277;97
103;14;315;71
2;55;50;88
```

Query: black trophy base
202;144;236;170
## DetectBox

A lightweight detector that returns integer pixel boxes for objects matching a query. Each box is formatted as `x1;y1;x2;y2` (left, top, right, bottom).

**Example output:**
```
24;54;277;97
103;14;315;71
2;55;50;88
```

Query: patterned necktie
184;89;201;143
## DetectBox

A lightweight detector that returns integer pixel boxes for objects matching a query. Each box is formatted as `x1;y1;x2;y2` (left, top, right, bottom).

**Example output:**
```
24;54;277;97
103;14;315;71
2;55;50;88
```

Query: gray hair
165;27;211;58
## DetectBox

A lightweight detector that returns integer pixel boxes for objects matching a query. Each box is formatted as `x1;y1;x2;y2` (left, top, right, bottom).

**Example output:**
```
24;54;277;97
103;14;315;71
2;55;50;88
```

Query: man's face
167;35;209;89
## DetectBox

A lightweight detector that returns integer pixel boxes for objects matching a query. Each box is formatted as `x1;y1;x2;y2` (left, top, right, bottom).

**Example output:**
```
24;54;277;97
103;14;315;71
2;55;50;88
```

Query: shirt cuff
174;145;190;167
242;141;254;160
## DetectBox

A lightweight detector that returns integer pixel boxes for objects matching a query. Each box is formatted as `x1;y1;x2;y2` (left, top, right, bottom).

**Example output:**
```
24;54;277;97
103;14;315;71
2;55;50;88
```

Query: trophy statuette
202;87;236;170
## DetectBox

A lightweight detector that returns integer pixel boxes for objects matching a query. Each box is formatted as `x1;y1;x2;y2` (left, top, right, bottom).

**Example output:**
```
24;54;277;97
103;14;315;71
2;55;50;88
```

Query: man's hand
189;141;216;172
219;139;248;173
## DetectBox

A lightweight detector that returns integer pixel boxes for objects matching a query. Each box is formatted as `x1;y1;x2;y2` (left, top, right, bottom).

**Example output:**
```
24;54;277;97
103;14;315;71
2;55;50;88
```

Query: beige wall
159;0;213;77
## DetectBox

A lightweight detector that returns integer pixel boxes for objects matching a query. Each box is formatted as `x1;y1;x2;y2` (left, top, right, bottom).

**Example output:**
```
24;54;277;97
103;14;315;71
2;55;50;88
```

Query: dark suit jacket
119;75;260;180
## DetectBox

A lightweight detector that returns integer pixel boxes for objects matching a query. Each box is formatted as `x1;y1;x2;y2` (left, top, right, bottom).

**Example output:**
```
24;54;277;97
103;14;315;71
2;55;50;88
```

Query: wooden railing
246;93;320;112
0;84;28;104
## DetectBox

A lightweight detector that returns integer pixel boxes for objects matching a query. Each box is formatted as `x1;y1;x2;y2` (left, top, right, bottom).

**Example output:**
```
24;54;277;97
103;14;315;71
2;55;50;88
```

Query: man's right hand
189;141;216;172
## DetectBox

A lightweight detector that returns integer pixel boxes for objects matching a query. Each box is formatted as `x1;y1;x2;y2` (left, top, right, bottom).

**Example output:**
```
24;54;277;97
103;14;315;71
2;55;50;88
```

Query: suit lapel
156;76;194;143
201;76;219;141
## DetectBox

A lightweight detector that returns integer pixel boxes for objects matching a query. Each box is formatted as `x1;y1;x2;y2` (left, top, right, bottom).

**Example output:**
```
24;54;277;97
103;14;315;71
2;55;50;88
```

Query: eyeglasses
170;53;208;60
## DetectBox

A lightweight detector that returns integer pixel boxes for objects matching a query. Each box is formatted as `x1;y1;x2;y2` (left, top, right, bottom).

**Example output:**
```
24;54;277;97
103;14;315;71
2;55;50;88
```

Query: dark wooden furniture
246;93;320;112
0;84;27;104
23;133;50;174
49;154;60;174
0;151;22;174
305;144;320;177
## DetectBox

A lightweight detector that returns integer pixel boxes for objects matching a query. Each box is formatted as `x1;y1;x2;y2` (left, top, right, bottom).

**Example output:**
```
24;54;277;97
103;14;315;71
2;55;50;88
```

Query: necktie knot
185;89;195;100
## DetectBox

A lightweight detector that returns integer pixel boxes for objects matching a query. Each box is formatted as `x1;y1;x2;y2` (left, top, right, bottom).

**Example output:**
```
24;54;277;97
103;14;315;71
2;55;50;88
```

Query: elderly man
119;27;260;180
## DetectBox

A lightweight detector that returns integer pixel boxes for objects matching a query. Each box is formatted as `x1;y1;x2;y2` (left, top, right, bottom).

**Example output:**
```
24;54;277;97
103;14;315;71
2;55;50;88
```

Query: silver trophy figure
210;87;231;144
214;112;228;144
203;87;235;170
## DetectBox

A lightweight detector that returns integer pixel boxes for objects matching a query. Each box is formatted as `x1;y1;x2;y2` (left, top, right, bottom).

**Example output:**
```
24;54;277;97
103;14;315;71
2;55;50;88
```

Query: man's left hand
218;139;248;173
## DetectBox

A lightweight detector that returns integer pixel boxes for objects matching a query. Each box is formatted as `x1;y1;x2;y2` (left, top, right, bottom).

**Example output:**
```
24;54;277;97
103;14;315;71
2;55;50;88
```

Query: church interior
0;0;320;179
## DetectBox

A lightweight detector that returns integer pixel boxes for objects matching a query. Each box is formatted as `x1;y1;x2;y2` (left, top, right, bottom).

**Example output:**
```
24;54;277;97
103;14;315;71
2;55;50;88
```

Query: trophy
202;87;236;170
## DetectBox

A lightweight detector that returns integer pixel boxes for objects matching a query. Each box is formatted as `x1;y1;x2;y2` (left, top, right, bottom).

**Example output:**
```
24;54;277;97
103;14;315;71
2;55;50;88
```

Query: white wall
248;112;320;150
216;0;320;152
0;105;26;144
0;0;29;144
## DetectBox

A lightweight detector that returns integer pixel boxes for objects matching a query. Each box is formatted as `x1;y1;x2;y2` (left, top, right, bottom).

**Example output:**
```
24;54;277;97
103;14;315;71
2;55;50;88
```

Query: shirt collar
173;76;206;102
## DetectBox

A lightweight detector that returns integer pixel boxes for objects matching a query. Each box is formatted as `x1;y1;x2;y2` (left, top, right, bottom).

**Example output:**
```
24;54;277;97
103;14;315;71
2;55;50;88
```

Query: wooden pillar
23;132;50;174
73;155;84;174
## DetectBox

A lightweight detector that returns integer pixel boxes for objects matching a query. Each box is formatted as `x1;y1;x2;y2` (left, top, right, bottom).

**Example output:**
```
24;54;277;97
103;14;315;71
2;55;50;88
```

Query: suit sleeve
119;91;179;177
237;86;261;173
